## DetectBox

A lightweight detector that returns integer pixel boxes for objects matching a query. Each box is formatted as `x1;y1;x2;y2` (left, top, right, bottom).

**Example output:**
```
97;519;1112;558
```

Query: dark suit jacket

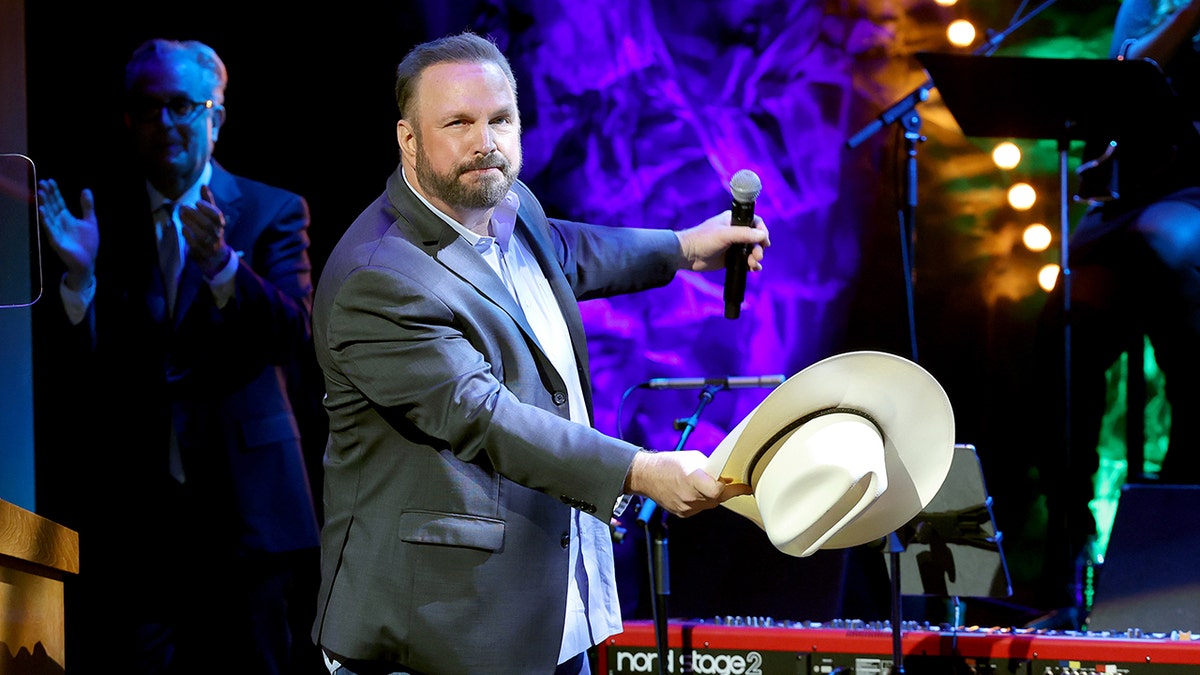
311;166;684;674
40;159;320;560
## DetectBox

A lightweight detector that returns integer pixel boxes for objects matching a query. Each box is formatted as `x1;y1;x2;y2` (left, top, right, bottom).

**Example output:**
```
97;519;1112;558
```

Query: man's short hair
394;31;516;123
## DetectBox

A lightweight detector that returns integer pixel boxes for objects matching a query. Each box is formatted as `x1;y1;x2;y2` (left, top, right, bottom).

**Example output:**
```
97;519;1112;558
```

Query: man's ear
397;119;416;161
211;106;227;142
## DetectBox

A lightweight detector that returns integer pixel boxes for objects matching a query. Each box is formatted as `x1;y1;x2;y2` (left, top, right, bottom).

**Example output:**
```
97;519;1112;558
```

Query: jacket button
552;391;567;406
560;533;570;549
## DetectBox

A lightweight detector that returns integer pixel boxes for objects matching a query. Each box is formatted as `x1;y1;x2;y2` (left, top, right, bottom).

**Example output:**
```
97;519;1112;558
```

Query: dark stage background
23;0;1136;627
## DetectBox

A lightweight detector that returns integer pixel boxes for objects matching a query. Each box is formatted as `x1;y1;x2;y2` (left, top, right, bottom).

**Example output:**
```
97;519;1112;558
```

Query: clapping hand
36;178;99;290
180;185;232;277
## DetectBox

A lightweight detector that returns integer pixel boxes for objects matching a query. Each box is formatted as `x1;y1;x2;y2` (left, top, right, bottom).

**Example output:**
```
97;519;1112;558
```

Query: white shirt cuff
206;248;240;308
59;272;95;325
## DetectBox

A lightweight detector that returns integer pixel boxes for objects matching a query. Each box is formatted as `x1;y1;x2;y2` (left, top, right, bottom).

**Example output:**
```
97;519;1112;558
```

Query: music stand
916;53;1188;145
915;54;1190;617
915;53;1191;311
886;444;1011;625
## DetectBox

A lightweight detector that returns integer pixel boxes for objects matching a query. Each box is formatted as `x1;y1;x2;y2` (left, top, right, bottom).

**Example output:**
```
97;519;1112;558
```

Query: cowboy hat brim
705;350;955;556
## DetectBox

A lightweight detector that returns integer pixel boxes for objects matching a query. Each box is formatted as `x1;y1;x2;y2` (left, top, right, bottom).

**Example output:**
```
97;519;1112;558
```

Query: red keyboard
599;619;1200;674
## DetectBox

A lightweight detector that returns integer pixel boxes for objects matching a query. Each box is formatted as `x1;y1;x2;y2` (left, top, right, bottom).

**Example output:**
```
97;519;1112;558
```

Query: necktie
157;201;181;313
156;202;185;482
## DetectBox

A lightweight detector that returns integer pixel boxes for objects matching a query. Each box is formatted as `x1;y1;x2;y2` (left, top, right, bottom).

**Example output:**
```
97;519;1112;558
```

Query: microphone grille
730;169;762;203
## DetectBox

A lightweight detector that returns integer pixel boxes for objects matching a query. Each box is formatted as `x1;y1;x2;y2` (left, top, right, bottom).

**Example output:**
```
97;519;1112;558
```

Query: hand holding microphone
673;170;768;307
724;169;763;319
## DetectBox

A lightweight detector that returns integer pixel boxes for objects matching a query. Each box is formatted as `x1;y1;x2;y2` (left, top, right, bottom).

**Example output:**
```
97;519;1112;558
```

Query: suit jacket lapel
385;169;543;349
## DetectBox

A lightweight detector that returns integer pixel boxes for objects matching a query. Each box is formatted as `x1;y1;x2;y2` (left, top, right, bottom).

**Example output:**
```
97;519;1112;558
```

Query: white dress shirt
403;171;623;667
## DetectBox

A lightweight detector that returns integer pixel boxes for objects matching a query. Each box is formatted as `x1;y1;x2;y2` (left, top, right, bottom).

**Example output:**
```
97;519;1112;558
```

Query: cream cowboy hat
705;350;955;557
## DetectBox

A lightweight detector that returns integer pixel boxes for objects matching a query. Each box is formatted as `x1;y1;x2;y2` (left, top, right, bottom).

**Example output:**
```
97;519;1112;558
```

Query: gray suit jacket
311;166;684;674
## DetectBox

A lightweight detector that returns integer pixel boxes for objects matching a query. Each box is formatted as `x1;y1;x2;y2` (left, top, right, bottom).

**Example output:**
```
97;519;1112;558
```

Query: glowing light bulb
993;142;1021;170
948;19;976;47
1008;183;1036;210
1038;264;1060;292
1023;223;1051;252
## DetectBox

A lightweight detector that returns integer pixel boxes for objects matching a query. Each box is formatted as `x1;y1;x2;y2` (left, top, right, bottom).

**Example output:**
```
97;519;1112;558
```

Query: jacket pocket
398;510;505;552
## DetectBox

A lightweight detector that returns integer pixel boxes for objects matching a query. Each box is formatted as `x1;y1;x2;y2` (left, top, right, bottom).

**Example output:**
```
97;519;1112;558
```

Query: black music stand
915;54;1189;621
887;444;1011;625
916;53;1188;146
916;54;1190;310
916;54;1189;291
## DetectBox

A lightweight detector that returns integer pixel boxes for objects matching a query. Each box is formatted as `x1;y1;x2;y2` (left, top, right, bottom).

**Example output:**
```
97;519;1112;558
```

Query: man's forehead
417;61;514;105
424;59;506;81
131;55;207;92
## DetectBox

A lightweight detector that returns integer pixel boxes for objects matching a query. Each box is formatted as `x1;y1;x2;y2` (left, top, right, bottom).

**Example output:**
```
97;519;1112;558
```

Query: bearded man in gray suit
311;31;770;675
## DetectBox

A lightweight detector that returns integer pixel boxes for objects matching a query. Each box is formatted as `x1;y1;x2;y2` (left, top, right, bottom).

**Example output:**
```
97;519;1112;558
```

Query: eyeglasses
127;96;219;124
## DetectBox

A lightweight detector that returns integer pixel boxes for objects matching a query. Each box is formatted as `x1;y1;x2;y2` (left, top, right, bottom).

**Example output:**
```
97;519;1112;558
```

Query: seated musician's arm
1114;0;1200;66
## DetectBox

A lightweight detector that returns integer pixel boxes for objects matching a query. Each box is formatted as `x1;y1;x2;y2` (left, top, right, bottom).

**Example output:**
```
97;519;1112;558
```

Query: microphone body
642;375;787;390
725;169;762;319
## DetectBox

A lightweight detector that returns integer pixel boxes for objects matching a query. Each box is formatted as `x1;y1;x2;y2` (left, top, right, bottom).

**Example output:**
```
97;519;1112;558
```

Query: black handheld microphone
640;375;786;390
724;169;763;319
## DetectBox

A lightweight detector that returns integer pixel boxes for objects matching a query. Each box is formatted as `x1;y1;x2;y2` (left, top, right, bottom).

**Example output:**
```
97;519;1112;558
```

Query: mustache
460;154;509;173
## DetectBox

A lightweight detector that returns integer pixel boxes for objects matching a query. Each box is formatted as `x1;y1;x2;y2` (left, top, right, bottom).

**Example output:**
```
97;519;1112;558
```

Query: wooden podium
0;498;79;673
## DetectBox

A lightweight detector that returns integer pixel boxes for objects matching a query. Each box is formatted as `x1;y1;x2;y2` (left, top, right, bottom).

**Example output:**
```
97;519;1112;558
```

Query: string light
1038;264;1060;292
993;142;1021;170
1023;223;1051;252
1008;182;1036;210
947;19;976;47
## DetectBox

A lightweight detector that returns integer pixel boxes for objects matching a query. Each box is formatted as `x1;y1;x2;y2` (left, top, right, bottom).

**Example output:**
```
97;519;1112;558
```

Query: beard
414;143;520;211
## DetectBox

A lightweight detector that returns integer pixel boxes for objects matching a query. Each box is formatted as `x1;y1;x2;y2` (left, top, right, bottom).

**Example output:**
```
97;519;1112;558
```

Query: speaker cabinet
1086;484;1200;633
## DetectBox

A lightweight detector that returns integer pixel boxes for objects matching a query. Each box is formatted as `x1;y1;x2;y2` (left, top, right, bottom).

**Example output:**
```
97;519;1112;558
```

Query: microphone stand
884;531;907;675
636;383;723;675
